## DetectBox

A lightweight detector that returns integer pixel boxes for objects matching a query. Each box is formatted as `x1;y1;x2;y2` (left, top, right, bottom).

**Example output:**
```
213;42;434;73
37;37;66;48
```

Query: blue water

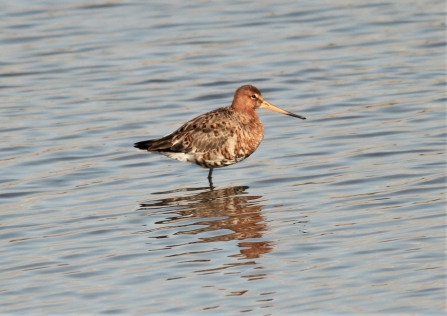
0;0;445;314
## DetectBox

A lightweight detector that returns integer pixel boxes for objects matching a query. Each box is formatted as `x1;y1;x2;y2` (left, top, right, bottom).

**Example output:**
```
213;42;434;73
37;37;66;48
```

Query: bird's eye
250;94;256;99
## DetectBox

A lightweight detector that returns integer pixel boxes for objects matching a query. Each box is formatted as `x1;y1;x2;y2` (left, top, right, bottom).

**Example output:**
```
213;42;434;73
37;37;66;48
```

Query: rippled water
1;0;445;314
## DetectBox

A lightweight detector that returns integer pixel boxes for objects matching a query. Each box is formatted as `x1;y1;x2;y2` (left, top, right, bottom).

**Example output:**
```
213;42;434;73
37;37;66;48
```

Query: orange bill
261;100;306;120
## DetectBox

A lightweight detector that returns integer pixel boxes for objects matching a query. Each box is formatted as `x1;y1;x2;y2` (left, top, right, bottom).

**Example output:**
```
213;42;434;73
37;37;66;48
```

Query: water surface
0;0;445;314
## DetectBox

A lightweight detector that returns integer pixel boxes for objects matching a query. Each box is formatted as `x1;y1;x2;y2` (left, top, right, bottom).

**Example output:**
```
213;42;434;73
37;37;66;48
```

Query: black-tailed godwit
134;85;306;179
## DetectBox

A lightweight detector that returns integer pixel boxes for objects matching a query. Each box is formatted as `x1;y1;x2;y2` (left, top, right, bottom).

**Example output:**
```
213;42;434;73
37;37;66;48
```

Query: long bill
261;100;306;120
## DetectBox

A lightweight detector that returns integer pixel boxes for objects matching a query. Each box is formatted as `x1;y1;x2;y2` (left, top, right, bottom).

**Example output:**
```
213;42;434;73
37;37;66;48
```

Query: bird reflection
139;185;272;259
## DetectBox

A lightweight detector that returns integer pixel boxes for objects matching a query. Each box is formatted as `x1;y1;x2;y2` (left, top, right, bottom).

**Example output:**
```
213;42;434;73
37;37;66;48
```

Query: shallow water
0;0;445;314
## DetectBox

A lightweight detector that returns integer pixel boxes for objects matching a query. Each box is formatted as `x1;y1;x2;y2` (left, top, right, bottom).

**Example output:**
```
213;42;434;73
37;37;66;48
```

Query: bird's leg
207;169;214;190
208;176;214;190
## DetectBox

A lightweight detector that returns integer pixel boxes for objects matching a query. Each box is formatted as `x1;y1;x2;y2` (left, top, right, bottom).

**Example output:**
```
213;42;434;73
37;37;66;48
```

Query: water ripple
0;0;444;314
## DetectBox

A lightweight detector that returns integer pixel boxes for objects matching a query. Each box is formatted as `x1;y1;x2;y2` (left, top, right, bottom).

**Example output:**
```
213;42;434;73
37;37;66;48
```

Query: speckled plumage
134;85;305;178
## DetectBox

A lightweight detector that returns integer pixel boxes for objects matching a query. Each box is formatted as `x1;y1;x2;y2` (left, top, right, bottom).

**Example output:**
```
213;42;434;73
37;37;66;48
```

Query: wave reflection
139;185;272;259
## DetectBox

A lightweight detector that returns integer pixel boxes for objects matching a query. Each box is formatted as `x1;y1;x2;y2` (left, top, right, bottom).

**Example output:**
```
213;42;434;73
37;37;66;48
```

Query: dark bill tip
287;113;306;120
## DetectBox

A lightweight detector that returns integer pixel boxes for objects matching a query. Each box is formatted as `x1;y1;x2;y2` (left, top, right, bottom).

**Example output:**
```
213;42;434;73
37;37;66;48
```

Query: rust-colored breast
231;113;264;161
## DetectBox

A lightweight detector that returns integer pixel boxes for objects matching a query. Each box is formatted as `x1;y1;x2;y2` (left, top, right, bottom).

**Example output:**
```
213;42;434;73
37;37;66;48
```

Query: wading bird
134;85;306;179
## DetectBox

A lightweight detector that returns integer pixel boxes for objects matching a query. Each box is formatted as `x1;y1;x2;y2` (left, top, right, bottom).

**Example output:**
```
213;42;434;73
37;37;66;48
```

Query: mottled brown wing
135;107;236;154
170;107;236;153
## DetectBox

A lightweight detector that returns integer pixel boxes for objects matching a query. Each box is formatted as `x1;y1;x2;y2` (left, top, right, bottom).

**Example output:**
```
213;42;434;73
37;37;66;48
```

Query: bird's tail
134;140;153;150
134;136;175;152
